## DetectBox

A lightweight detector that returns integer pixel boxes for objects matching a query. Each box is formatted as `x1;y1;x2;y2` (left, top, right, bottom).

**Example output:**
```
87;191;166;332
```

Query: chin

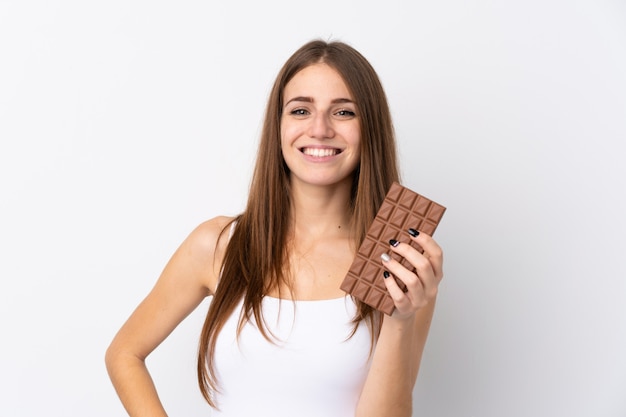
294;174;355;188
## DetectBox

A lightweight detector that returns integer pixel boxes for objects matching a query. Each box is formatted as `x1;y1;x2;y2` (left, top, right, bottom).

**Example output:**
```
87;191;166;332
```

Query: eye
335;109;356;118
290;108;309;116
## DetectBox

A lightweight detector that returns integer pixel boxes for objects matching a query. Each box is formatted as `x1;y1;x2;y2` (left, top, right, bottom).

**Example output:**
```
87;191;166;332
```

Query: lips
300;147;342;157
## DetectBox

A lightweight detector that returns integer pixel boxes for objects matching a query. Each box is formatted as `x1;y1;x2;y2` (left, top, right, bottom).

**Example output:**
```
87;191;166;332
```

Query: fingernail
381;253;391;262
389;239;400;247
383;271;390;279
408;228;420;237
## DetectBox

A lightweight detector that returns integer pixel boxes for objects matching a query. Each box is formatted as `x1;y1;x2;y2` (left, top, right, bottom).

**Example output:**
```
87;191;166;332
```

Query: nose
308;112;335;139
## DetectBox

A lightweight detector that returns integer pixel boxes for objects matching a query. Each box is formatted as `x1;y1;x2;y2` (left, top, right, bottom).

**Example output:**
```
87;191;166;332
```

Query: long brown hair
197;39;400;406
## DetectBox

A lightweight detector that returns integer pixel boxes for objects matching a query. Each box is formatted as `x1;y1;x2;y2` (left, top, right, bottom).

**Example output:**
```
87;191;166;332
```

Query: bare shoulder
187;215;236;252
181;215;236;294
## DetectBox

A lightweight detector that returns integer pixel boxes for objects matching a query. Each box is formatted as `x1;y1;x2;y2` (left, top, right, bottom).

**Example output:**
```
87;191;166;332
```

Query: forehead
284;63;352;100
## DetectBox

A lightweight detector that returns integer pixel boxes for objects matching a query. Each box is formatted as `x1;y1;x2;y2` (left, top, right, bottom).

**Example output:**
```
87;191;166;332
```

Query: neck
288;178;353;238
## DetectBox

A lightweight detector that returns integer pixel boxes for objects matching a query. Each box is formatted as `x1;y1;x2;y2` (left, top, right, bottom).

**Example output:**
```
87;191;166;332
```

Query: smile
300;147;342;157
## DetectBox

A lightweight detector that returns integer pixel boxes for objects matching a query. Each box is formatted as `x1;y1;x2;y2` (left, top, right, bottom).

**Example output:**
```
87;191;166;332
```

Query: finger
380;269;421;313
406;229;444;279
381;269;408;300
387;238;440;299
380;251;421;292
380;252;425;307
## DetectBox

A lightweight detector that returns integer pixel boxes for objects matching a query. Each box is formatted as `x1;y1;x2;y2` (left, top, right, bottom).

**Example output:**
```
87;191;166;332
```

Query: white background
1;1;625;416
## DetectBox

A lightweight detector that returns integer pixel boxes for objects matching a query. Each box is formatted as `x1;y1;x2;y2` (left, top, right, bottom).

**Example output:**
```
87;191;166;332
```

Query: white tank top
211;295;373;416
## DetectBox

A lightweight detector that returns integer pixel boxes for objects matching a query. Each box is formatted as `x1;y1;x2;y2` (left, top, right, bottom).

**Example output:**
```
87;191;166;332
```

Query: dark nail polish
408;228;420;237
383;271;390;279
389;239;400;247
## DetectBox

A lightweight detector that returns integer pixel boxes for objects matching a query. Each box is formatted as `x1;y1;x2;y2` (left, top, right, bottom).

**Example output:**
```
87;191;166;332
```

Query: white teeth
302;148;339;157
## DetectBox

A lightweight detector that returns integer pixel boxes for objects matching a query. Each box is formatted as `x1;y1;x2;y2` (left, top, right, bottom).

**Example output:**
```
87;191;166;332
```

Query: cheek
280;123;290;150
349;132;362;166
280;121;299;146
280;125;298;164
345;122;361;146
349;130;361;153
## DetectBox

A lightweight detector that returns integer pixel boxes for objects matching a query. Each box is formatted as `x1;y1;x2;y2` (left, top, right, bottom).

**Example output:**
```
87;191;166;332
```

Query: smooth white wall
1;1;625;416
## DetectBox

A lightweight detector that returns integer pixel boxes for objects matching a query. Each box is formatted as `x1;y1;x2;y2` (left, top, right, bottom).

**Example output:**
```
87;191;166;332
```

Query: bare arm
356;231;443;417
104;216;232;417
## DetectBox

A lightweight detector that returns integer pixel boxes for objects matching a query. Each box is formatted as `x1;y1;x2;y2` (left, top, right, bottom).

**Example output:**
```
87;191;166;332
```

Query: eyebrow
284;96;355;106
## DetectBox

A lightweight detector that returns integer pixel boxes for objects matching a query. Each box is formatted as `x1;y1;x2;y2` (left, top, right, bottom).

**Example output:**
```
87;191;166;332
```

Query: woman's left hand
381;229;444;321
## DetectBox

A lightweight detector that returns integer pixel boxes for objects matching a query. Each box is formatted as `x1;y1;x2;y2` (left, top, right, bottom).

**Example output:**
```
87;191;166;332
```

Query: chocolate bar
340;182;446;315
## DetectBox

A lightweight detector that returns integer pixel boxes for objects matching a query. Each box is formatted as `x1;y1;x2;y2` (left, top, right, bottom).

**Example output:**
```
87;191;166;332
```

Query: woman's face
280;63;361;189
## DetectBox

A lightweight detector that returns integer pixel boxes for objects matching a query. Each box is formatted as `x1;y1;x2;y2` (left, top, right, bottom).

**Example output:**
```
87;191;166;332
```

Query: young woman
105;39;444;417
